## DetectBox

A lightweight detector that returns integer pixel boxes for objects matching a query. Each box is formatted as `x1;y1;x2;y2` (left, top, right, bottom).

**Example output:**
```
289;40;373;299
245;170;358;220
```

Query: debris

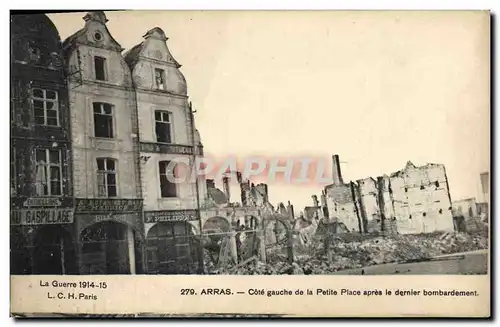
205;229;488;275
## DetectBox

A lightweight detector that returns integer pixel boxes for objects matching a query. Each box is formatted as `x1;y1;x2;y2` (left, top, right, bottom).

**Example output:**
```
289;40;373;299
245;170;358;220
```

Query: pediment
139;33;181;68
63;17;123;52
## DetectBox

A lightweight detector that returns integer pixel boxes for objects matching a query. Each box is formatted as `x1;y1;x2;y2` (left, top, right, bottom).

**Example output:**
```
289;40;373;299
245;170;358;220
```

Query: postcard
9;10;490;318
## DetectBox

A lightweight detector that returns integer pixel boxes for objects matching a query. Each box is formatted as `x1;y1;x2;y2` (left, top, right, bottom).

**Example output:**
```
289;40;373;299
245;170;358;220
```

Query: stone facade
124;26;206;274
324;155;454;235
10;14;76;275
387;161;454;234
63;12;144;274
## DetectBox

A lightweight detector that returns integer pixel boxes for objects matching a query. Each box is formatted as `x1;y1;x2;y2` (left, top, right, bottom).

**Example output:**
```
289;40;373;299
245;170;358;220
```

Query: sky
48;11;490;212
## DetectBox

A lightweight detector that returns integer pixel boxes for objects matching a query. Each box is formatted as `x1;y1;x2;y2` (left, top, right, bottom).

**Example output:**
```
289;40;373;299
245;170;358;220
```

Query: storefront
10;197;76;275
74;198;144;275
144;210;202;275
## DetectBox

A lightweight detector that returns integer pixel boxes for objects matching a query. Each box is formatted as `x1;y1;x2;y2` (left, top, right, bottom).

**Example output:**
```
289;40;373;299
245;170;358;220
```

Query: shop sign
22;197;62;207
11;209;74;226
10;197;73;209
75;198;143;213
94;213;135;224
144;210;198;223
75;213;143;235
140;142;199;155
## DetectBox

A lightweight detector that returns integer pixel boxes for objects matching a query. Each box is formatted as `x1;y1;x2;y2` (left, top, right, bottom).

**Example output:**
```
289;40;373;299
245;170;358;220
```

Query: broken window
435;181;440;188
146;222;200;274
155;110;172;143
97;158;117;197
94;56;107;81
439;209;443;214
93;103;114;138
420;185;425;190
404;187;408;192
155;68;166;90
35;149;62;196
409;215;412;219
159;161;177;198
423;212;427;217
32;88;59;126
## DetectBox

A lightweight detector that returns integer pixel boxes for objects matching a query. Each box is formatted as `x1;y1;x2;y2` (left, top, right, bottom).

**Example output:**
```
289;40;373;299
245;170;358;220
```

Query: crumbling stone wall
325;183;360;232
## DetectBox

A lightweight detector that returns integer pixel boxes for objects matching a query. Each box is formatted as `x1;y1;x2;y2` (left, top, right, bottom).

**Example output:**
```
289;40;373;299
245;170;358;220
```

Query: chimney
312;195;319;207
287;201;295;219
222;176;231;203
332;154;344;185
206;179;215;189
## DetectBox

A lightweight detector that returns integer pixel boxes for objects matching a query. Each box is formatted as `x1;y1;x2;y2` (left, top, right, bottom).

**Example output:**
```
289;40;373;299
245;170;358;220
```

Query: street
332;249;488;275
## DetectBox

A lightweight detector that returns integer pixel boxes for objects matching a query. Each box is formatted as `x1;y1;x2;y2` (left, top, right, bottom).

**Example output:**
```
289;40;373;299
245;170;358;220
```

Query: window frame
94;56;107;81
32;88;60;127
154;68;166;90
96;157;118;198
93;102;114;139
34;148;63;197
158;160;178;198
154;110;173;144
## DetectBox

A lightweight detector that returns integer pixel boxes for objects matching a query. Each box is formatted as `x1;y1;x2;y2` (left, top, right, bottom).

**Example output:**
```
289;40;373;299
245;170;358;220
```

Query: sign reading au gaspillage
11;209;74;226
144;210;198;223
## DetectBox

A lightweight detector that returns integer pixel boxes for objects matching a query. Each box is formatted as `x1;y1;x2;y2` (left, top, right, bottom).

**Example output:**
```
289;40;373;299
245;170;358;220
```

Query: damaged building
323;154;455;235
10;14;75;275
63;11;145;274
124;26;206;274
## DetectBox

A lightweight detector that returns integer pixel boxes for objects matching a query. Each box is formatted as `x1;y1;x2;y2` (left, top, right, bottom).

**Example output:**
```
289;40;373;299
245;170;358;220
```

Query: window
155;111;172;143
32;88;59;126
146;222;200;274
159;161;177;198
94;56;107;81
93;103;114;138
155;68;166;90
94;32;103;41
97;158;117;197
35;149;62;196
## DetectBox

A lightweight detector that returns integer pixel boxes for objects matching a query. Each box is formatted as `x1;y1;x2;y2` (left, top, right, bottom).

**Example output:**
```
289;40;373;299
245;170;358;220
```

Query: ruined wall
377;175;398;234
452;198;478;219
357;178;379;233
325;183;360;232
389;163;454;234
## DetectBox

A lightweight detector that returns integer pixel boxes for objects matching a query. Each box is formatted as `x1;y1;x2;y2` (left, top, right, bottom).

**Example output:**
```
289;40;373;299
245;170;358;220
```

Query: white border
3;2;498;326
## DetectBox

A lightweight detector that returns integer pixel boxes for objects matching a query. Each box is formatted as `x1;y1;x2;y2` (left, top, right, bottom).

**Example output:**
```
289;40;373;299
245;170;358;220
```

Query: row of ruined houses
303;155;459;235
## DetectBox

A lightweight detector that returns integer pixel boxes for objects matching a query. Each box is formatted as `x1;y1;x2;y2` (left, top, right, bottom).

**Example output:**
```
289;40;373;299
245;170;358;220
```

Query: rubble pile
205;229;488;275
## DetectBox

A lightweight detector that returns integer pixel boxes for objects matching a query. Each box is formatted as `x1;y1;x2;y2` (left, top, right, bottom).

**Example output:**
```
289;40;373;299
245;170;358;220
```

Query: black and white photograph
10;10;490;278
9;8;491;318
